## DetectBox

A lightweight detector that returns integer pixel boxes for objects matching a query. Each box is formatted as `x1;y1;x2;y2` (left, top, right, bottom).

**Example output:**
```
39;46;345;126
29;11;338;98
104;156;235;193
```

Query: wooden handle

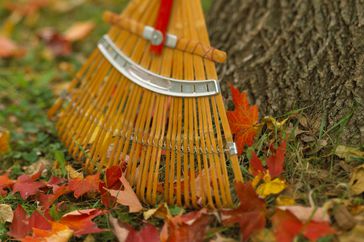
103;11;227;63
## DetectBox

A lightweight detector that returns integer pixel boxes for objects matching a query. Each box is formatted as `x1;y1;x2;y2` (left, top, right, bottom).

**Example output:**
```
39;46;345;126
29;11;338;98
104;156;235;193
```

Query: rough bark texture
208;0;364;145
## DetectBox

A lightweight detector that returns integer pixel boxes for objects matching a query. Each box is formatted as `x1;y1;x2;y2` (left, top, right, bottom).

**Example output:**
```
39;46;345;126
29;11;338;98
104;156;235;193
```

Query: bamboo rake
49;0;243;208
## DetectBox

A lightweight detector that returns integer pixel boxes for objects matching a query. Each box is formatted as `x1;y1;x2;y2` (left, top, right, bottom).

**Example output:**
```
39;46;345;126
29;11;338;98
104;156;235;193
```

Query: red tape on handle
150;0;174;54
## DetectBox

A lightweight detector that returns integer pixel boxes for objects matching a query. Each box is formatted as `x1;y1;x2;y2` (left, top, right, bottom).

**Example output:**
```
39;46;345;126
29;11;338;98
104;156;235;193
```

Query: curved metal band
97;35;220;97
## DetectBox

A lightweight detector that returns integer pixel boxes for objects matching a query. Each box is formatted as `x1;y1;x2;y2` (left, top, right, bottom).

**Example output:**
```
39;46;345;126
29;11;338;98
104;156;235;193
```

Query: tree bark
208;0;364;145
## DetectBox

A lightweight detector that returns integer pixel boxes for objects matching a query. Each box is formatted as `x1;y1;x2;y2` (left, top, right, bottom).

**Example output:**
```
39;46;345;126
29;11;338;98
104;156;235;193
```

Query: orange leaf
68;173;100;198
22;222;73;242
64;21;95;42
107;176;143;213
58;208;106;237
221;182;266;241
0;173;14;196
249;151;264;176
161;208;211;242
272;209;336;242
0;36;26;58
227;85;259;155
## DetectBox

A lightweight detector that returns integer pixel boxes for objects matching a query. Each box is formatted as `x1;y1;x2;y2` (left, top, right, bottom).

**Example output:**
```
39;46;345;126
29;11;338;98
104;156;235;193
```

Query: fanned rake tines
49;0;244;208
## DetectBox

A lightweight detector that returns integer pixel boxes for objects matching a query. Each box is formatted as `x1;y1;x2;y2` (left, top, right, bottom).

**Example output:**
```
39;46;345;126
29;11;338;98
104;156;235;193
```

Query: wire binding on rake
50;0;244;209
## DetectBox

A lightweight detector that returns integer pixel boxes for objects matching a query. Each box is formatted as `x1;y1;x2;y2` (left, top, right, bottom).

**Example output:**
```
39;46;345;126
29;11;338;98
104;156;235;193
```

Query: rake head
49;0;244;208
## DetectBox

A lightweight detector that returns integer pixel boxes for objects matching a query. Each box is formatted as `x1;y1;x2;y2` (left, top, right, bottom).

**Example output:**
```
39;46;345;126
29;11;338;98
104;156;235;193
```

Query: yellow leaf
276;195;296;206
143;203;170;220
256;177;286;198
66;165;84;179
350;164;364;195
335;145;364;161
0;129;10;154
0;204;13;223
263;116;289;131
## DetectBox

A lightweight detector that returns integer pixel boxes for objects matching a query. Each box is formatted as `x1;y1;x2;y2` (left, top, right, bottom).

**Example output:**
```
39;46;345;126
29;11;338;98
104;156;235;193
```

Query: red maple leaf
0;173;15;196
126;224;160;242
13;174;46;200
249;151;265;176
99;166;123;207
272;209;336;242
227;85;259;155
58;208;106;236
68;173;100;198
161;209;211;242
221;182;266;241
8;205;51;239
267;141;287;178
38;185;70;209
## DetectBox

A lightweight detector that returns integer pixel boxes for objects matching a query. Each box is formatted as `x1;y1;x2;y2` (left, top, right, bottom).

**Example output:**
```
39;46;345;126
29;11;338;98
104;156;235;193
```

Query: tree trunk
207;0;364;145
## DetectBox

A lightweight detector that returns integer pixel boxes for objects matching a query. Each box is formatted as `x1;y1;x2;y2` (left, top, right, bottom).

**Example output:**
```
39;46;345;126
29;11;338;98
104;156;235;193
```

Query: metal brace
143;26;178;48
97;35;220;97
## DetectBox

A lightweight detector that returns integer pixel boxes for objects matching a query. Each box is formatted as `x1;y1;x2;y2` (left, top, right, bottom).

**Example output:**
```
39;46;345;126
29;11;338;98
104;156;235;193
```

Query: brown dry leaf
66;165;84;179
332;204;356;231
64;21;95;42
335;145;364;161
0;204;13;223
5;0;49;16
24;158;50;175
278;205;330;222
0;36;25;58
349;164;364;195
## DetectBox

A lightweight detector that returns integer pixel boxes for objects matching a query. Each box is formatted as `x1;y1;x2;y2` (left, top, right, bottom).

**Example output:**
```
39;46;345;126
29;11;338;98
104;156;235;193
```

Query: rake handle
103;11;227;63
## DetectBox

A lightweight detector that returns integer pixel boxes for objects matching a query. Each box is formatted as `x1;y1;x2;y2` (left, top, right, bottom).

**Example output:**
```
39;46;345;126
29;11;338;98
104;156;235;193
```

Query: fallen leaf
37;28;72;57
68;173;100;198
161;208;211;242
109;216;131;242
278;205;330;223
335;145;364;161
99;165;123;208
227;85;259;155
58;209;106;237
107;176;143;213
0;128;11;153
266;141;286;178
256;175;286;198
49;0;85;12
144;203;170;220
349;164;364;195
339;224;364;242
13;174;46;199
22;222;73;242
332;204;356;231
272;209;335;242
66;165;84;179
0;173;15;196
0;204;13;223
64;21;95;42
221;182;266;241
276;195;295;206
249;151;264;176
263;116;288;131
126;224;160;242
39;185;69;209
8;205;51;239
